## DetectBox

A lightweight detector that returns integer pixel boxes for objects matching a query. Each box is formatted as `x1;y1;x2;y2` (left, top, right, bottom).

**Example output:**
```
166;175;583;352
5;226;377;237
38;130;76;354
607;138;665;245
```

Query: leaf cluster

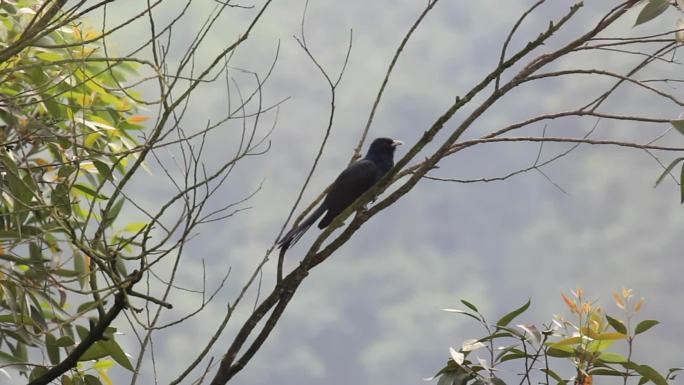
0;1;147;383
434;289;679;385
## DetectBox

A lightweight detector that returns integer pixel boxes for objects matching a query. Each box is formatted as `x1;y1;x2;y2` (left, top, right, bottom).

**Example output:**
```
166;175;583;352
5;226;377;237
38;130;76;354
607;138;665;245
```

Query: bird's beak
391;140;404;148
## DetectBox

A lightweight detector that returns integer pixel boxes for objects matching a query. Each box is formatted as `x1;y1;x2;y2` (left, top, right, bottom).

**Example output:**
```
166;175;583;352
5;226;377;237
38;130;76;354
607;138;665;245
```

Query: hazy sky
95;1;684;384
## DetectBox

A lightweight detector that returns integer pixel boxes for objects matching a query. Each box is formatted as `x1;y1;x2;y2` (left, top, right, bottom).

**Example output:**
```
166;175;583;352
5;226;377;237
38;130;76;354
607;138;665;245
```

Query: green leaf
460;299;478;312
52;269;81;277
0;226;42;239
85;132;102;148
93;160;112;181
595;332;627;341
587;339;616;353
654;157;684;187
29;366;49;382
42;97;62;118
75;325;90;341
21;174;39;202
0;313;35;325
6;172;33;206
52;183;72;216
0;350;27;365
672;120;684;136
15;340;28;362
590;368;626;376
429;360;459;381
123;222;147;233
73;251;88;289
77;301;100;314
542;368;567;384
599;352;628;363
29;242;43;263
72;183;109;200
55;335;75;347
474;332;515;345
634;364;668;385
58;165;76;179
499;352;527;363
634;320;659;335
605;315;627;334
0;154;19;177
91;359;115;370
635;0;670;26
437;371;457;385
668;368;683;381
495;345;522;362
84;374;103;385
546;346;573;358
443;370;472;385
101;338;134;371
496;299;530;327
114;257;128;277
441;308;482;322
34;50;63;62
103;198;124;228
549;336;582;347
78;342;108;361
0;254;28;264
46;333;60;365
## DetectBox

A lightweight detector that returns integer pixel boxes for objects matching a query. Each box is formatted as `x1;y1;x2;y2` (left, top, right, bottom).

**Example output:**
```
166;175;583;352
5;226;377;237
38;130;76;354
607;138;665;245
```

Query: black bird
278;137;403;250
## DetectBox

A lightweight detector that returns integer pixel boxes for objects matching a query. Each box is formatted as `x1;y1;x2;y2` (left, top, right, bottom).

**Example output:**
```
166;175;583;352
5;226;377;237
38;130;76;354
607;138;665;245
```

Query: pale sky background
89;1;684;384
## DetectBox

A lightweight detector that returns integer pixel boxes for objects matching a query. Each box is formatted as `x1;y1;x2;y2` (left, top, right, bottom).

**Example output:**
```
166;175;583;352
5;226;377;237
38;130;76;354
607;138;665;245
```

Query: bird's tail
278;204;327;250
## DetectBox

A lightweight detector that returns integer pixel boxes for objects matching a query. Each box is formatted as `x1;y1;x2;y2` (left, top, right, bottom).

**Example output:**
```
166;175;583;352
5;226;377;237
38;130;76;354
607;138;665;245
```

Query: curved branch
525;69;684;107
29;270;142;385
351;0;440;162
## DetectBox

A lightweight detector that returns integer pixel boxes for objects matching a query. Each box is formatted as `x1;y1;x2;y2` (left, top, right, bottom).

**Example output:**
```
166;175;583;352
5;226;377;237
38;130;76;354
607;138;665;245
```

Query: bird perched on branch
278;137;403;251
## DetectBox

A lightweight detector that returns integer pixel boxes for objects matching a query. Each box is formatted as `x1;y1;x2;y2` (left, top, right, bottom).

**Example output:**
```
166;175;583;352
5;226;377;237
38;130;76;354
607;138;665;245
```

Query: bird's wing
318;160;380;228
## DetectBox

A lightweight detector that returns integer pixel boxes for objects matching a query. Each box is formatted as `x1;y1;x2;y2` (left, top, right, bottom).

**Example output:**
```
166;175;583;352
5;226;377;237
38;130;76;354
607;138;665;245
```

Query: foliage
0;0;146;383
0;0;683;384
635;0;673;26
434;289;682;385
634;0;684;204
3;0;274;382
